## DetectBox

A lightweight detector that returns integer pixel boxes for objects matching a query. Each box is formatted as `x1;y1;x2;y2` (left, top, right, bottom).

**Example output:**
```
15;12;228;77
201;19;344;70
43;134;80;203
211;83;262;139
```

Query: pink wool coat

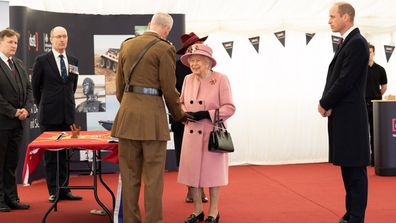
177;71;235;187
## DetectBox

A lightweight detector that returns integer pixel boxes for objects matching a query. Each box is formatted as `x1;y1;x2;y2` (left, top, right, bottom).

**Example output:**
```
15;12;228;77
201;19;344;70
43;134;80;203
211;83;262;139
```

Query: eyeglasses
52;35;68;39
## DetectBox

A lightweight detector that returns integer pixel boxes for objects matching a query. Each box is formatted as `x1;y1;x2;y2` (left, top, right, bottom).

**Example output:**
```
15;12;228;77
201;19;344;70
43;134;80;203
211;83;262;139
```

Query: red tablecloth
22;131;118;184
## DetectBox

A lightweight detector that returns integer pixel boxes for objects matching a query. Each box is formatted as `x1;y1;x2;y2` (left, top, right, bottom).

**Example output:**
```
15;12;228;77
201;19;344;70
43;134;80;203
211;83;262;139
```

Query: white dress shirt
52;48;69;76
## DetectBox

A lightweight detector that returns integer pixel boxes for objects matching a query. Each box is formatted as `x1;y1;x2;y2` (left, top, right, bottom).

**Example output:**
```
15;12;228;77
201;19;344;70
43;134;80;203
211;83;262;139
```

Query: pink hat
180;44;217;68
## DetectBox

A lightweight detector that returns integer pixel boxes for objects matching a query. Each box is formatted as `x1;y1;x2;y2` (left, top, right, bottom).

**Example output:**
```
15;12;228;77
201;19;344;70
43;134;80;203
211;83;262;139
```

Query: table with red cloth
22;131;119;184
22;131;118;223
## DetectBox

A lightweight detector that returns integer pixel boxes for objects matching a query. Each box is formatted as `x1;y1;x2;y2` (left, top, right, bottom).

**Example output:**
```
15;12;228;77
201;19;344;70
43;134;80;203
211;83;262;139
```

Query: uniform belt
124;85;162;96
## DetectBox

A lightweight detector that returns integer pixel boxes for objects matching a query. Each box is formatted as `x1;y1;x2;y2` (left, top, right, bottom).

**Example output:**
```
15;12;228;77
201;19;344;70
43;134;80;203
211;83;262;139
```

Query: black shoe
339;213;349;223
200;188;208;203
48;194;56;203
204;213;220;223
185;197;193;203
60;192;82;201
186;186;193;203
185;212;205;223
0;203;11;212
7;201;30;210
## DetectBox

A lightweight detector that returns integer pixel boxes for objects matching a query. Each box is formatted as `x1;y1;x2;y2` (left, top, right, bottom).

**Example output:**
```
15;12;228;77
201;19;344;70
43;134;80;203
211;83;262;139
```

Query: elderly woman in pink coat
178;44;235;223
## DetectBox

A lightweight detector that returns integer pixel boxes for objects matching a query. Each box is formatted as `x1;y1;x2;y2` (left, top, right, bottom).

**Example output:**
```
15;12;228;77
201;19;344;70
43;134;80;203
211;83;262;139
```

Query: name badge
69;64;79;75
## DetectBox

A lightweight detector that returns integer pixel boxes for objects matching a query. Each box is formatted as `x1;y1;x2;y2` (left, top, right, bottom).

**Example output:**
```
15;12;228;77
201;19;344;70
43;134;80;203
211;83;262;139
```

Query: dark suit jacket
0;57;33;130
32;51;78;126
320;28;370;166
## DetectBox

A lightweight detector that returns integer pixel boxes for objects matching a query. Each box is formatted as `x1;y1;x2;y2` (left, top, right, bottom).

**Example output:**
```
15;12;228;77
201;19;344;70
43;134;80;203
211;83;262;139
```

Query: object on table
98;120;114;130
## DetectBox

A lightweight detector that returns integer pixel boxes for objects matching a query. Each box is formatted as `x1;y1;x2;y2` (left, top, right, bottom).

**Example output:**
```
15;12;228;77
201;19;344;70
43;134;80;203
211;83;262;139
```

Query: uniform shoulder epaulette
123;36;135;43
159;38;173;46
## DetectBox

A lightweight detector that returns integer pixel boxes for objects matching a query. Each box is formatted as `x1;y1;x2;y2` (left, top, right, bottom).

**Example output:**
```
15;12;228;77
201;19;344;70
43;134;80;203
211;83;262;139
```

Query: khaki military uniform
111;31;185;223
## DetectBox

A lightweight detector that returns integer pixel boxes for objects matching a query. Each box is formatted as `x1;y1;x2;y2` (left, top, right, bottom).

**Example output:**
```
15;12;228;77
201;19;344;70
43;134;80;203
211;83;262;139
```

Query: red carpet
1;163;396;223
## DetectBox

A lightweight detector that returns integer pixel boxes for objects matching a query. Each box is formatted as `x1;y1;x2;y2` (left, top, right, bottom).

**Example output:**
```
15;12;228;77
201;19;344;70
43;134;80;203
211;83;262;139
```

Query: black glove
186;111;210;121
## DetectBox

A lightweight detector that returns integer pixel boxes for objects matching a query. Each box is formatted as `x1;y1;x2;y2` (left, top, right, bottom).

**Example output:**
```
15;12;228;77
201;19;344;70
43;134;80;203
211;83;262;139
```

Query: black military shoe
0;203;11;212
7;201;30;210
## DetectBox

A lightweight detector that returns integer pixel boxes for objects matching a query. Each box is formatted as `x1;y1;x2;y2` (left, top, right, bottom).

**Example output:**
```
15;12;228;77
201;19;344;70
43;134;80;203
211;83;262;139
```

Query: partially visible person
76;77;105;112
111;12;188;223
0;28;32;212
177;44;235;223
32;26;82;203
319;3;370;223
366;43;387;166
173;32;208;203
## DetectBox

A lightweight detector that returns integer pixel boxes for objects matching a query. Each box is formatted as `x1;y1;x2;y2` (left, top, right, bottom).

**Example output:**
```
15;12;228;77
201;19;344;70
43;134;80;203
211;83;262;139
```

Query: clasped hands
15;108;29;120
185;111;210;122
317;104;332;117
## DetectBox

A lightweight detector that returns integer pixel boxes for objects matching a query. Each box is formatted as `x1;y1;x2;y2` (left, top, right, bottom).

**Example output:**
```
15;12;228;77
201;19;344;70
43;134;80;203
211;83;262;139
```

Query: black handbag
208;109;234;153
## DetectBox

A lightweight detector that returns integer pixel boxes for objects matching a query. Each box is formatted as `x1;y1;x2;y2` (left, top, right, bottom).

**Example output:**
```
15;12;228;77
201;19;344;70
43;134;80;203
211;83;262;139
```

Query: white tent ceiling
8;0;396;38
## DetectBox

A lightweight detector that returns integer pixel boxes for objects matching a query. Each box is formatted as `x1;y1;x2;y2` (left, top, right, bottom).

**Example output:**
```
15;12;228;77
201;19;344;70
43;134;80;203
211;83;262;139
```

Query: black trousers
341;166;368;223
171;122;184;166
41;123;71;196
0;128;22;204
366;103;374;165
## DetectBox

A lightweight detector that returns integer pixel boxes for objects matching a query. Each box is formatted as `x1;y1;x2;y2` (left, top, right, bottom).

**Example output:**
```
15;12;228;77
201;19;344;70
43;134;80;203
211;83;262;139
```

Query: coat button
190;100;194;104
190;130;194;134
198;130;202;134
199;101;202;104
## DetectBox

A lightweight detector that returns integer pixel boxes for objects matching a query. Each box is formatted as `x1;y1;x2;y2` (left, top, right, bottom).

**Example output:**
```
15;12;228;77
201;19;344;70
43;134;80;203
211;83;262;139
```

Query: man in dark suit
32;26;82;202
0;28;32;212
319;3;370;223
111;13;187;223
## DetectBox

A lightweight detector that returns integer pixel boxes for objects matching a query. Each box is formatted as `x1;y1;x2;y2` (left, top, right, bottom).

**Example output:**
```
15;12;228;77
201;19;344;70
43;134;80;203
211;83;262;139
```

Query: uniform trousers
118;139;167;223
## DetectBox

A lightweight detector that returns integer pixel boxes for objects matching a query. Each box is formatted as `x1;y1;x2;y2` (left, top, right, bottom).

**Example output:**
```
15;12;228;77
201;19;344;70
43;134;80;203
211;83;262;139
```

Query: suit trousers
0;128;22;204
41;123;71;196
366;103;374;164
118;138;167;223
341;166;368;223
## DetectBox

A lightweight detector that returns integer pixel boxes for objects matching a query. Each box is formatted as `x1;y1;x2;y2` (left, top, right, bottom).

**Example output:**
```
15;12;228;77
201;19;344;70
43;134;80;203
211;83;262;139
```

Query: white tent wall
7;0;396;165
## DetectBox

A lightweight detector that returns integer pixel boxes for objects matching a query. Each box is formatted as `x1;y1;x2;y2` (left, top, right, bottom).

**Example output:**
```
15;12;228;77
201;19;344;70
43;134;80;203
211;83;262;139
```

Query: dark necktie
7;58;16;75
339;38;344;47
59;55;68;82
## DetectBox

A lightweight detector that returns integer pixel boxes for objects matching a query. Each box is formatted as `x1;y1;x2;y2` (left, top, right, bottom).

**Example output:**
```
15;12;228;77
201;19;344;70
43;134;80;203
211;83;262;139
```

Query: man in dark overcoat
319;3;370;223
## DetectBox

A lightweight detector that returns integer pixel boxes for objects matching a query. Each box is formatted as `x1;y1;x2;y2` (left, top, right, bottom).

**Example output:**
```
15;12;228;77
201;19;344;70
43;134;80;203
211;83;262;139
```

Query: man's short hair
337;2;355;22
151;12;173;29
368;43;375;52
0;28;20;40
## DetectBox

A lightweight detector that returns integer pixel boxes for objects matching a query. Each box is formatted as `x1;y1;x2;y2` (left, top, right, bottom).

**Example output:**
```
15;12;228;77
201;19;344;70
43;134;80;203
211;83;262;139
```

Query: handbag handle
212;109;227;131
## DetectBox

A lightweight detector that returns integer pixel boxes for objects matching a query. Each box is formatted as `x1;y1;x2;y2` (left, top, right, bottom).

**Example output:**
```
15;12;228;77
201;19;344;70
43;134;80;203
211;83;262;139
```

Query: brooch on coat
209;78;216;85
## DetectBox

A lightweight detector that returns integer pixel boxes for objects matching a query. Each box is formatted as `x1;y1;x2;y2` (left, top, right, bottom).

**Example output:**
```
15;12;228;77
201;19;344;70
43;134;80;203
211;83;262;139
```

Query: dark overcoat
320;28;370;166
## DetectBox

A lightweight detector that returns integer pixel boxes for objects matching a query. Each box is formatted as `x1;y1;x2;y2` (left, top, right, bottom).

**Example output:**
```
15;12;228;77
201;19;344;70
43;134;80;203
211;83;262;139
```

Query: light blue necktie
59;55;67;83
